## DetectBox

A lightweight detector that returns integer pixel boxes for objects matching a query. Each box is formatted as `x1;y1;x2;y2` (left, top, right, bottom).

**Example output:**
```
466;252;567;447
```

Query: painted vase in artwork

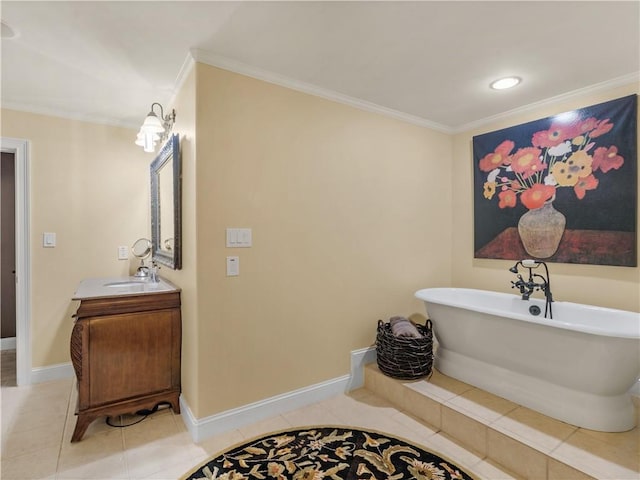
517;200;566;258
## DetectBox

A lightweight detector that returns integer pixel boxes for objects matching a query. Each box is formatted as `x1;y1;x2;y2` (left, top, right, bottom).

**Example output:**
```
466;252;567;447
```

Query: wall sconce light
135;102;176;152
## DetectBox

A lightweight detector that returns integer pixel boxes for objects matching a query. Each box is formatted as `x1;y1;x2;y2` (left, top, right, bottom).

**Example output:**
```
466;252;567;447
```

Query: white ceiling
2;1;639;133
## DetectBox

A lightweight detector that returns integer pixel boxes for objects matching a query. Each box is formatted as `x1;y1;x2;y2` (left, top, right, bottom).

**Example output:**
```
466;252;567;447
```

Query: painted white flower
487;168;500;183
547;141;572;157
544;174;558;186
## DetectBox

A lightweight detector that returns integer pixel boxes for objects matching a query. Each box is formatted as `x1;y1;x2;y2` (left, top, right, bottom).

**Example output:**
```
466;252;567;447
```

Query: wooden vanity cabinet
70;291;181;442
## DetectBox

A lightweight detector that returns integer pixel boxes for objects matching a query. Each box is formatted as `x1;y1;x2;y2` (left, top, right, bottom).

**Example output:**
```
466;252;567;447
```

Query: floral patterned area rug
181;426;476;480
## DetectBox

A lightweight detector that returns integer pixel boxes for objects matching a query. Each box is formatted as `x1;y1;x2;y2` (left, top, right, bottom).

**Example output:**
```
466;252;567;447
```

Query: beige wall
1;109;150;367
157;69;201;413
192;64;453;417
4;68;637;423
452;83;640;313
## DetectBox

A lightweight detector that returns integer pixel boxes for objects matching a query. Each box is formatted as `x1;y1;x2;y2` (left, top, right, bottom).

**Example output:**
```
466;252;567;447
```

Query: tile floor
1;349;17;386
5;350;638;480
1;350;517;480
365;363;640;480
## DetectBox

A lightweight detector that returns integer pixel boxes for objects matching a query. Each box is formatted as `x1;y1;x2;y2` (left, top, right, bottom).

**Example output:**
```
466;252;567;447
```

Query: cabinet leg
71;414;97;442
168;393;181;414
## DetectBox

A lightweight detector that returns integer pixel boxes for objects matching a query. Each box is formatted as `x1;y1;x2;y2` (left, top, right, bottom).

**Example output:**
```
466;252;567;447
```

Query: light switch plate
226;256;239;276
43;232;56;248
118;246;129;260
226;228;238;247
226;228;252;247
239;228;252;247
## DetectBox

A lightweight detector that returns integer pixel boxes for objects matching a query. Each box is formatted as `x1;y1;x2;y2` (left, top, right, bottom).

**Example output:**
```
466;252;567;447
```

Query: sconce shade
141;112;165;134
135;102;176;152
135;130;160;153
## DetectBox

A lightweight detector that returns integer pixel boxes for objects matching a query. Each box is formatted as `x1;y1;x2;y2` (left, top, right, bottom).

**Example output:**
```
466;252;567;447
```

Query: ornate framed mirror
150;133;181;269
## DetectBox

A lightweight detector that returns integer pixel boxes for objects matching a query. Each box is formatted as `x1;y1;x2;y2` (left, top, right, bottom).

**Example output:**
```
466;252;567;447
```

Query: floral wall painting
473;94;637;266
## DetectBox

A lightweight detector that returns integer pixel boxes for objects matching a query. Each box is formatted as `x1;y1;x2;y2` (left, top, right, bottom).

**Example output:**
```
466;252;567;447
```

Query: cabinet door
88;309;174;406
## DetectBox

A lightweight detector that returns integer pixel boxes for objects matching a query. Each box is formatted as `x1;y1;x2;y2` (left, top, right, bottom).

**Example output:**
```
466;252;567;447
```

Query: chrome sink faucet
509;259;554;319
150;261;160;283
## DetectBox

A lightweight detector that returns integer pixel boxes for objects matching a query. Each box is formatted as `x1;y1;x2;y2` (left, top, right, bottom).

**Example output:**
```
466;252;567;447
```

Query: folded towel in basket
389;316;422;338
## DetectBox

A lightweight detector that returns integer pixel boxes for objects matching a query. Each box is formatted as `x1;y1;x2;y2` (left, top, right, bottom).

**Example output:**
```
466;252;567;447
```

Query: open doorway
1;152;16;385
1;137;30;386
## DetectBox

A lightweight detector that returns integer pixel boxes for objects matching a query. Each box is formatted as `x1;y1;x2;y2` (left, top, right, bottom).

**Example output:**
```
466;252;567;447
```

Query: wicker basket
376;319;433;380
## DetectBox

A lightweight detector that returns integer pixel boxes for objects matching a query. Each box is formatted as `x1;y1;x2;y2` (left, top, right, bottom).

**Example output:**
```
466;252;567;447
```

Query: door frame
1;137;31;385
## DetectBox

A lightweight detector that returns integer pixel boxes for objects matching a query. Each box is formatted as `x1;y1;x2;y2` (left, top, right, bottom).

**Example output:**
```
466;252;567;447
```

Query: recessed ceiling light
1;20;17;39
490;77;521;90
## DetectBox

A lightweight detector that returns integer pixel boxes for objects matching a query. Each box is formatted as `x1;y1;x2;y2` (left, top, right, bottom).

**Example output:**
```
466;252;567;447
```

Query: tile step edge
364;364;599;480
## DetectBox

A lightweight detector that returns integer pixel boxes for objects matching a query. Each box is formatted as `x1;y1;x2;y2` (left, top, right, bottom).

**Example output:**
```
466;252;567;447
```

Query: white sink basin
104;281;148;288
72;277;179;300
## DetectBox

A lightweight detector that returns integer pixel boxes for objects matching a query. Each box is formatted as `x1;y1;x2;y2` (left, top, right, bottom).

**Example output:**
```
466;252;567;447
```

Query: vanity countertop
72;276;180;300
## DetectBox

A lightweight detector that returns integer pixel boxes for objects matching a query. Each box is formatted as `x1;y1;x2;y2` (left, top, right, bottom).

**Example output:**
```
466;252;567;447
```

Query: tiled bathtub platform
364;364;639;480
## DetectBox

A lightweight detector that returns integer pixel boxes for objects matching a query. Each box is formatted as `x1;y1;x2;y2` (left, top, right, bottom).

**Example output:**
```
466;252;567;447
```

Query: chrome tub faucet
509;259;554;319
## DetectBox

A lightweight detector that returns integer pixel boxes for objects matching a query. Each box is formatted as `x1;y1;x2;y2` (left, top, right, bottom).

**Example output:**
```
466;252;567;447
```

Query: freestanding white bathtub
415;287;640;432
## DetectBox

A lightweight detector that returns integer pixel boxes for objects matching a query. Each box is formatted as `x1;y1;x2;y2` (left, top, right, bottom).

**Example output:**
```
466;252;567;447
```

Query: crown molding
168;51;197;108
1;101;139;130
190;48;453;134
453;72;640;134
4;58;636;138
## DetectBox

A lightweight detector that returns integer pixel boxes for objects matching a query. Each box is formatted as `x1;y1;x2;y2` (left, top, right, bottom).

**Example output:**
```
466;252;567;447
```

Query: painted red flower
510;180;523;191
592;145;624;173
531;123;579;148
510;147;544;179
520;184;556;210
478;140;514;172
574;174;599;200
589;118;613;138
576;117;599;134
498;190;517;209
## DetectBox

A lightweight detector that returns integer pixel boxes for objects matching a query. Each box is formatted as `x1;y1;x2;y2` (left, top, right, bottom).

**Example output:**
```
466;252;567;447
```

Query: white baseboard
181;346;377;442
1;337;17;350
347;346;377;391
20;346;380;442
30;362;74;384
180;374;350;442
